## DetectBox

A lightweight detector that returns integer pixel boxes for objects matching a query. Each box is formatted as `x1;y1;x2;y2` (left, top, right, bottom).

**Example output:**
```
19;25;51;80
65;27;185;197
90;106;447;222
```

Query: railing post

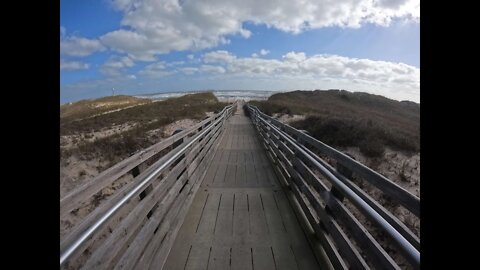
331;159;354;202
131;163;148;178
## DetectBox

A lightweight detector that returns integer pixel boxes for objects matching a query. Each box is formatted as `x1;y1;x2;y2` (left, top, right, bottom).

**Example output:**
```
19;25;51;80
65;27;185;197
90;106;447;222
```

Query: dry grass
250;90;419;157
60;95;151;122
60;92;228;166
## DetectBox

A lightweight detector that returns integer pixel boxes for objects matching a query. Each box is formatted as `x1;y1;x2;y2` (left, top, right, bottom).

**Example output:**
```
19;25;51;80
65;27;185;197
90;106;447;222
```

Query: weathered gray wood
61;105;234;269
208;246;230;270
252;246;276;270
145;132;222;270
214;192;234;245
236;163;246;186
253;108;414;269
245;157;257;186
161;108;323;270
60;149;172;256
231;246;253;270
60;124;216;258
249;192;270;241
288;162;370;269
327;195;401;269
301;145;420;249
273;173;337;270
233;192;249;243
261;192;303;270
289;180;348;270
60;113;219;217
271;244;299;270
264;112;419;217
81;157;189;269
184;244;210;270
264;139;345;269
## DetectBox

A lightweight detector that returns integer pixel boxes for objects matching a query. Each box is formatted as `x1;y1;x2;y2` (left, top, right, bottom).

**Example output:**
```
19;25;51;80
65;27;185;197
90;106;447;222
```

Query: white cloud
166;61;185;67
200;65;226;74
62;50;420;102
60;60;90;71
187;54;195;60
239;28;252;38
60;36;105;57
260;49;270;56
180;67;199;75
101;0;418;59
195;50;419;101
138;61;174;78
203;50;236;63
282;51;306;62
377;0;409;9
252;49;270;58
100;56;135;77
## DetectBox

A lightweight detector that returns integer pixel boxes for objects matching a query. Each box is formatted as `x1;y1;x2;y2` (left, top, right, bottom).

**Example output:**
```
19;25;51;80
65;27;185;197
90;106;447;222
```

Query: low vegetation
61;92;228;167
60;95;151;123
250;90;419;157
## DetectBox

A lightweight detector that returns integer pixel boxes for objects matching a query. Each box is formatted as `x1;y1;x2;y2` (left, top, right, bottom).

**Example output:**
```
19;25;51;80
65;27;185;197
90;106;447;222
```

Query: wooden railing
246;104;420;270
60;103;236;269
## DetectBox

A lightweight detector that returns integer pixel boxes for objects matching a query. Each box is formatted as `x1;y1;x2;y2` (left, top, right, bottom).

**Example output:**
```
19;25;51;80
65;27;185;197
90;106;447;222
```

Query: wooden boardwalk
163;106;322;270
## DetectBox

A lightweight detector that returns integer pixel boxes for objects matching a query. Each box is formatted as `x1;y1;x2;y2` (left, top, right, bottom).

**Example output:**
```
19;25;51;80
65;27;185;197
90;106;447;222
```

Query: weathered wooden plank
299;146;420;249
252;246;276;270
159;108;323;270
184;244;210;270
248;192;270;242
61;106;232;268
203;151;225;187
208;246;230;270
225;163;237;186
81;158;188;269
186;123;222;177
60;152;171;257
145;135;222;270
271;244;299;270
261;191;287;236
265;112;419;217
115;120;227;270
265;137;344;269
60;113;220;217
327;196;401;269
214;192;234;245
289;162;370;269
235;162;246;187
288;180;348;270
261;191;304;270
196;192;222;240
273;188;332;270
233;192;249;243
245;155;257;186
231;246;252;270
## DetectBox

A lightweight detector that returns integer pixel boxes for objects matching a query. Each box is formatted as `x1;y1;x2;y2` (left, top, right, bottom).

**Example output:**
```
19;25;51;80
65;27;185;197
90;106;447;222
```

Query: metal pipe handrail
252;106;420;217
247;104;420;266
60;104;234;266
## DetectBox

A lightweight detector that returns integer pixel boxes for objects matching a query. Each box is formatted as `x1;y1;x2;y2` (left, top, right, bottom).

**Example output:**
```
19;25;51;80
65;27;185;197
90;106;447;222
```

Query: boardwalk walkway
163;106;323;270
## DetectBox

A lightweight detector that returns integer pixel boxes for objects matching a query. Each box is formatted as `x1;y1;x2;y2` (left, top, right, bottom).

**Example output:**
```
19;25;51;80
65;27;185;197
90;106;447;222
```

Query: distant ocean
134;90;281;102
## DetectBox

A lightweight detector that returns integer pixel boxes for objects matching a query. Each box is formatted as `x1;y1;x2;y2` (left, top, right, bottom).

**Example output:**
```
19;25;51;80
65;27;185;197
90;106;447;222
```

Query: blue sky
60;0;420;104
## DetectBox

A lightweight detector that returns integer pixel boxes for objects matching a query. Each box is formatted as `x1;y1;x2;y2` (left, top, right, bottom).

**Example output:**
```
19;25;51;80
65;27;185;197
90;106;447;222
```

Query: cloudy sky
60;0;420;104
